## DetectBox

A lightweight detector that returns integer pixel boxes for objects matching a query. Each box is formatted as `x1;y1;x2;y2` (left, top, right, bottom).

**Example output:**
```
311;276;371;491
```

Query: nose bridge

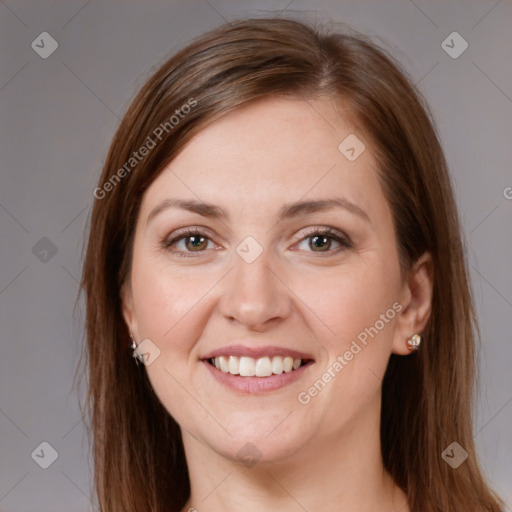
220;241;290;329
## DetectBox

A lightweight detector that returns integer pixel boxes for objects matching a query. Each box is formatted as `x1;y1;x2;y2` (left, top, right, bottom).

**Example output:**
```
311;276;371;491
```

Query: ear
392;252;434;355
120;279;139;340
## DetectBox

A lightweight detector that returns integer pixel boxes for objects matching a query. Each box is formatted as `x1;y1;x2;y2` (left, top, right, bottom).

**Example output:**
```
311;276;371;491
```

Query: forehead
139;96;384;223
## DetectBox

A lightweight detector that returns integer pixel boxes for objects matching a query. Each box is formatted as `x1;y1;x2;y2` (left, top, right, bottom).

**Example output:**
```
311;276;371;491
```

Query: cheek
132;271;177;339
296;255;400;347
131;246;211;341
299;253;401;402
130;252;228;381
130;261;214;422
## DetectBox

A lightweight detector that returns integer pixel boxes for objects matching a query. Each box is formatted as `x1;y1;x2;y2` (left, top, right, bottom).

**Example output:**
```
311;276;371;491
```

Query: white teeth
211;355;306;376
271;356;283;374
219;355;229;373
255;357;272;377
228;355;239;375
239;356;255;377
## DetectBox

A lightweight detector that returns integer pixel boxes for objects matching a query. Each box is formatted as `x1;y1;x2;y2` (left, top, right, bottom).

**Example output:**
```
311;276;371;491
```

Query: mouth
206;355;312;377
200;345;315;393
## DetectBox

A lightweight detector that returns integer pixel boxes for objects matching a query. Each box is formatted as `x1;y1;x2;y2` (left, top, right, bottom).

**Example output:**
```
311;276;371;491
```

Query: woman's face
122;96;413;464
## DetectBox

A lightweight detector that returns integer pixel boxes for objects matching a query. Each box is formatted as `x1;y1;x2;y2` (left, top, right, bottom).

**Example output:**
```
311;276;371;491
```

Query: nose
218;246;292;331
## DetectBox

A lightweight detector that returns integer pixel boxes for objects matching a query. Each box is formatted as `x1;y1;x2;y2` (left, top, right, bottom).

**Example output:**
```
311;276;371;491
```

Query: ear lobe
392;252;434;356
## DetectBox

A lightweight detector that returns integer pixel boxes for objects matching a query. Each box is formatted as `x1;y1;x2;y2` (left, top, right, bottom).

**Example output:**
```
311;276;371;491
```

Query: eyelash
161;226;352;258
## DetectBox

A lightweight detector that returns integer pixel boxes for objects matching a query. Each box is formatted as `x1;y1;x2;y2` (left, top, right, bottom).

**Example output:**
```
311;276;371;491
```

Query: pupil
311;235;329;251
188;236;206;250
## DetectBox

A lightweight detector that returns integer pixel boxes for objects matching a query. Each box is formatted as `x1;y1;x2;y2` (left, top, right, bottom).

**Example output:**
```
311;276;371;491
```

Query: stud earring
130;333;144;365
407;333;422;351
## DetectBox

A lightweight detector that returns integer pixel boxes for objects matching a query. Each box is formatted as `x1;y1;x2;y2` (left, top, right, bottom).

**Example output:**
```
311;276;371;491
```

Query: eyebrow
146;197;370;225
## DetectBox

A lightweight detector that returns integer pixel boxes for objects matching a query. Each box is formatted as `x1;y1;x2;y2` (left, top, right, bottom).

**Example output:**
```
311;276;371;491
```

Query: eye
294;227;352;255
162;227;217;258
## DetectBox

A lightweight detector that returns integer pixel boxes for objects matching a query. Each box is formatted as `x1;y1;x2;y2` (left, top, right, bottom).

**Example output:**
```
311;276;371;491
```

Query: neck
180;395;408;511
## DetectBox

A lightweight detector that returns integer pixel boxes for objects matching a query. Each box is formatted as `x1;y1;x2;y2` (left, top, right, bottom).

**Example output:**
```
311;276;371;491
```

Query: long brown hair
79;17;504;511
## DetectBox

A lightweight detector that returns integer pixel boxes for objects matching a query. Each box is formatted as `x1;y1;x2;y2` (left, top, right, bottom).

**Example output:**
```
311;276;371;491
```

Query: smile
208;355;308;377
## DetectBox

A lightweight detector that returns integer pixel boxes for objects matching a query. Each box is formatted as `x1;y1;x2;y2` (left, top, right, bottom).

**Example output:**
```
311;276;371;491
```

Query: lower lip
202;360;314;394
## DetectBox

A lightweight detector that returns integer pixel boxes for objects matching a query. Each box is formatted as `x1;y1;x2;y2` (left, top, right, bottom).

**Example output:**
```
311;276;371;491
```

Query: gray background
0;0;511;510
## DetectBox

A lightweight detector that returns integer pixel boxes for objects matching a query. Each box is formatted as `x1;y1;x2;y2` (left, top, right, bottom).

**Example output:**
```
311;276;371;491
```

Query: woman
80;17;504;512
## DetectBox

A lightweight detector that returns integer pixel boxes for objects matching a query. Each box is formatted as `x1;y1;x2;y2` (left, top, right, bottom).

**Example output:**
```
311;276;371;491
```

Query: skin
121;96;433;511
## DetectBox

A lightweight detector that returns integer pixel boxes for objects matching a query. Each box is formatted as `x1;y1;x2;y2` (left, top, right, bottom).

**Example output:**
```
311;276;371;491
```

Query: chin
197;416;313;466
214;435;307;467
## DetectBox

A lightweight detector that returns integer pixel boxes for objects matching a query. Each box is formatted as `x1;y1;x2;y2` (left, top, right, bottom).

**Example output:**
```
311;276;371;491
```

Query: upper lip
201;344;315;361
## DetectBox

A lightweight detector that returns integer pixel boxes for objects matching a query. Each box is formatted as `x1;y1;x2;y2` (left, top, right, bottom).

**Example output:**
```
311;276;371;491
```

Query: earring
130;333;144;365
407;334;422;351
